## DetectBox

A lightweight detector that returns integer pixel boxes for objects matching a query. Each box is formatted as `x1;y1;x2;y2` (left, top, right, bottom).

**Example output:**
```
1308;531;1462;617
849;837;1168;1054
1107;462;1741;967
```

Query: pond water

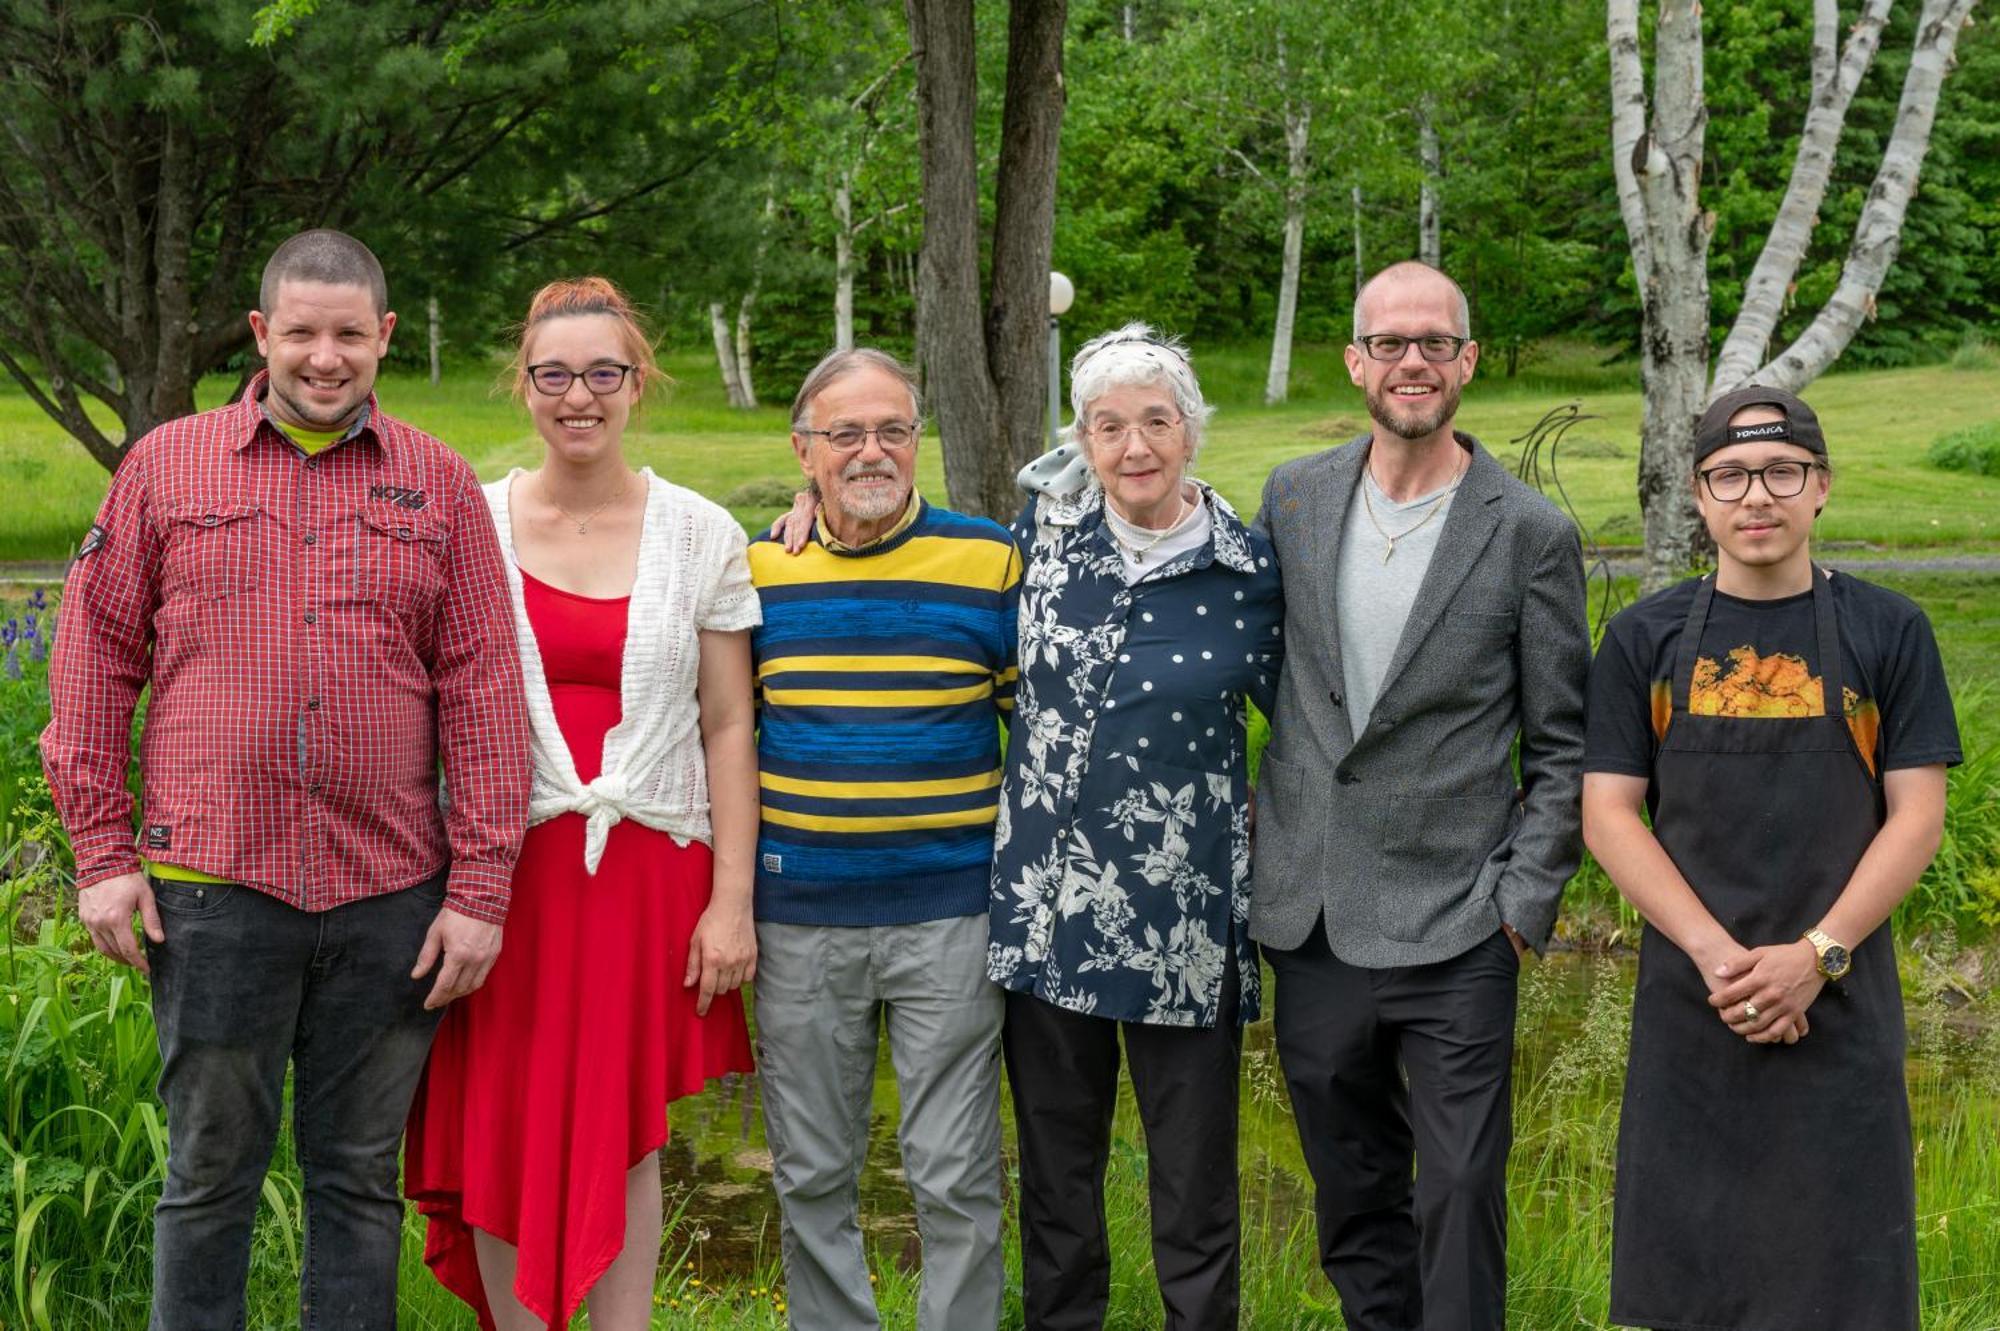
657;950;1997;1281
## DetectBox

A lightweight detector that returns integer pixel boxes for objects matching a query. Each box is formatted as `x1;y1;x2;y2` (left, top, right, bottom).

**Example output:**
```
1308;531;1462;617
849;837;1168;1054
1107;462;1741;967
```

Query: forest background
2;0;2000;1327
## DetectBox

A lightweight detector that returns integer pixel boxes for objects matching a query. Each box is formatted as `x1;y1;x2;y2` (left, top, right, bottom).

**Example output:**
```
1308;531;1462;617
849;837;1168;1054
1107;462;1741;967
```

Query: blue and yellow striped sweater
747;497;1021;925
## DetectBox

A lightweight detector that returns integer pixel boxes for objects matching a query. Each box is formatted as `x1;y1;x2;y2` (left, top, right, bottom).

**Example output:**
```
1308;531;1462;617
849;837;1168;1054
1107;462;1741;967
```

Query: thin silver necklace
1360;457;1466;563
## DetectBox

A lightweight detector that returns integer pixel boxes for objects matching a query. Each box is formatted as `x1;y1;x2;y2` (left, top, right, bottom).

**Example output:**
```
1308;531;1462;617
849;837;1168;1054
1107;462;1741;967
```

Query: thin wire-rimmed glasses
1084;414;1184;447
1354;334;1470;363
527;362;635;396
802;422;920;453
1697;460;1823;502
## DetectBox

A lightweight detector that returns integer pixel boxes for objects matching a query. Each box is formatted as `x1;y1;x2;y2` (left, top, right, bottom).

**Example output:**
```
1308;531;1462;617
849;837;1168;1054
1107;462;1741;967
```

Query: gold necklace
1359;458;1466;563
540;471;631;535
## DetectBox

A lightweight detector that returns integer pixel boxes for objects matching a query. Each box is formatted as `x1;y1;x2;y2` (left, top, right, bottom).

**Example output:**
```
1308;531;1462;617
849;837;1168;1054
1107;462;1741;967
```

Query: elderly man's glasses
1085;415;1183;447
1354;334;1469;363
1698;460;1822;502
528;363;634;396
803;422;920;453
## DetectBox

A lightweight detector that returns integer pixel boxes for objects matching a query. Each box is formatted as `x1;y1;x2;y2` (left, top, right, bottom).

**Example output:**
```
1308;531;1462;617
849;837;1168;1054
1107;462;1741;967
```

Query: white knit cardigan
488;469;762;873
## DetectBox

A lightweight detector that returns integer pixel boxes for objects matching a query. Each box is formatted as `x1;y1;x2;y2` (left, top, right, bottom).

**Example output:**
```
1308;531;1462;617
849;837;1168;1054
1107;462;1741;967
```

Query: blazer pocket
1251;753;1322;877
1373;791;1516;943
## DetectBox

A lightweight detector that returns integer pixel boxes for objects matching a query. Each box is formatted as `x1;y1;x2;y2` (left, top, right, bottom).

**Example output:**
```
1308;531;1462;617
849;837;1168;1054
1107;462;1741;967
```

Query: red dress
405;569;754;1331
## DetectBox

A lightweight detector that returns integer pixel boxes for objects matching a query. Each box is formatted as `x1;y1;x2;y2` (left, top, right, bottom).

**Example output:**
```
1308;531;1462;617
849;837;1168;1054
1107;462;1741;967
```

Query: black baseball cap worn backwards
1694;386;1829;467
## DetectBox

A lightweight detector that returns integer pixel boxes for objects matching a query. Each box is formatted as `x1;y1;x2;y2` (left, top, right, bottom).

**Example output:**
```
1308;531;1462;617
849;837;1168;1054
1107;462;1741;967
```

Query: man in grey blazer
1252;261;1588;1330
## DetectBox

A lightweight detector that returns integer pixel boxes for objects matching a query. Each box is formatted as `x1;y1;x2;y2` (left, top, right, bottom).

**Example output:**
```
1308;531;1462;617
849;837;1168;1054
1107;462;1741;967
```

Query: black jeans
144;871;447;1331
1003;958;1242;1331
1267;921;1519;1331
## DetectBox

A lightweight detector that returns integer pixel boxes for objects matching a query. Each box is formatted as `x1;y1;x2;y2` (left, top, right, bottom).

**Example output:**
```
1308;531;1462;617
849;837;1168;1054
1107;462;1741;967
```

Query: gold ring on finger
1743;1002;1759;1021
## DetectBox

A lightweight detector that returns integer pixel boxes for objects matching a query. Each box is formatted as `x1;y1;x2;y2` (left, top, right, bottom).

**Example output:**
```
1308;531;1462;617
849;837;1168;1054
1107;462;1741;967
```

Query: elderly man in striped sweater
745;347;1020;1331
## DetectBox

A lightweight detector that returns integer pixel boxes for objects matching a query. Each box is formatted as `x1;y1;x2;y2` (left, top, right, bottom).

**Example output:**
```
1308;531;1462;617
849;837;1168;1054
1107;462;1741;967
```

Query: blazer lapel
1370;438;1505;703
1312;439;1368;724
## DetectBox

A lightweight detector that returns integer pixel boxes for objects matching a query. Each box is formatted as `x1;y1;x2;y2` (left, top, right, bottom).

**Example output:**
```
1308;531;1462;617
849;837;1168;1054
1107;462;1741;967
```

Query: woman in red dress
405;277;760;1330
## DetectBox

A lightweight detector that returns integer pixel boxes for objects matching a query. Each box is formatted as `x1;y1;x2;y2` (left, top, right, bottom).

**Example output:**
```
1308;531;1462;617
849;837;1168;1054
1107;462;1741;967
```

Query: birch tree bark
834;172;857;352
1612;0;1980;590
1265;100;1310;405
907;0;1067;519
1752;0;1979;391
710;302;751;408
427;296;442;387
1709;0;1893;390
1609;0;1711;592
735;293;759;409
1353;182;1365;296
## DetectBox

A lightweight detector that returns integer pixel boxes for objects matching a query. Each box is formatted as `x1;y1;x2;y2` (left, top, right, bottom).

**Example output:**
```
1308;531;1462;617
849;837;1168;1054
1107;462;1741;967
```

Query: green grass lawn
4;342;1998;560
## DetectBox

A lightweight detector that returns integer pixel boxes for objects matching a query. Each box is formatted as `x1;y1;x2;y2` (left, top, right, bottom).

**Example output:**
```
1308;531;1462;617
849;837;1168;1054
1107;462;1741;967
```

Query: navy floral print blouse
987;481;1284;1027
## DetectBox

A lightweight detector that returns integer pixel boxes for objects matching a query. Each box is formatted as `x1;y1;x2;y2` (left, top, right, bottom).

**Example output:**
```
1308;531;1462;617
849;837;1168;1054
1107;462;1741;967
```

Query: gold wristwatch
1803;928;1852;981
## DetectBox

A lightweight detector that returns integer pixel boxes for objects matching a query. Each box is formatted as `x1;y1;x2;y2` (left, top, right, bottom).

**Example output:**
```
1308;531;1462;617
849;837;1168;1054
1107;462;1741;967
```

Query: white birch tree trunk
710;301;750;408
834;171;857;352
1609;0;1710;592
1264;102;1309;406
735;293;759;409
1709;0;1892;391
1752;0;1978;391
1419;102;1441;268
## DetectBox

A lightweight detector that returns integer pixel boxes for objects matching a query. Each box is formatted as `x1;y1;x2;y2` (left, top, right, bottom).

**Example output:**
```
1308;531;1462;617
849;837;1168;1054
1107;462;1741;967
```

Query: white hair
1068;322;1215;459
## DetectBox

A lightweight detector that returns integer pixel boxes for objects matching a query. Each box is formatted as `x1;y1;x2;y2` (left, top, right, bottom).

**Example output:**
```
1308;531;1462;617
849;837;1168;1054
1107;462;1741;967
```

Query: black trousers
1267;921;1518;1331
1002;962;1242;1331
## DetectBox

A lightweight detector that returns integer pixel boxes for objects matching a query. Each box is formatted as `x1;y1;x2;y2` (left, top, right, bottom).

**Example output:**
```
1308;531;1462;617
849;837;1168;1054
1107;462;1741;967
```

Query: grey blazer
1250;433;1589;967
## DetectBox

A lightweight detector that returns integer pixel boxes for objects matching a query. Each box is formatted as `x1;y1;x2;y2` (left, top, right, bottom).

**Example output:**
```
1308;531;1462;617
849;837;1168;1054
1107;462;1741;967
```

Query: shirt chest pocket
160;502;267;601
346;509;449;619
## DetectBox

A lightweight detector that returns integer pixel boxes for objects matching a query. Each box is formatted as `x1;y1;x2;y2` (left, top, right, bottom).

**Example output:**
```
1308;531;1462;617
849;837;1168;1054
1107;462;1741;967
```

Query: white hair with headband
1069;323;1216;461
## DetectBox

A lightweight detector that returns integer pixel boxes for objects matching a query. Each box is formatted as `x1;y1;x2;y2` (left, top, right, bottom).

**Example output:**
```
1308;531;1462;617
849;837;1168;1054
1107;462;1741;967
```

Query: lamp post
1047;271;1075;451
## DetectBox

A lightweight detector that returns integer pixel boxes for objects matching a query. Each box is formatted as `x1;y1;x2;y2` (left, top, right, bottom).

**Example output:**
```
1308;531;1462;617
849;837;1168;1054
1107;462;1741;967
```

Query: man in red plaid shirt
41;229;531;1330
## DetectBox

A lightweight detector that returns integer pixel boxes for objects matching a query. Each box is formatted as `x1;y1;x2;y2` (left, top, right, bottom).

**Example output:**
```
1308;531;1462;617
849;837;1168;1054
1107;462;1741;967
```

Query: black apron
1609;571;1918;1331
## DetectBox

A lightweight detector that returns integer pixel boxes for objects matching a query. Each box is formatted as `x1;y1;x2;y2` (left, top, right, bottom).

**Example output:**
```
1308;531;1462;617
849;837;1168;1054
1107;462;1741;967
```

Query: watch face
1822;943;1852;977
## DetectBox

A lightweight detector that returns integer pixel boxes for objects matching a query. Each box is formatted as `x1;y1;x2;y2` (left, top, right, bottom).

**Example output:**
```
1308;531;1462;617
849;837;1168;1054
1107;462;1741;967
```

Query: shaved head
260;229;388;319
1353;261;1470;341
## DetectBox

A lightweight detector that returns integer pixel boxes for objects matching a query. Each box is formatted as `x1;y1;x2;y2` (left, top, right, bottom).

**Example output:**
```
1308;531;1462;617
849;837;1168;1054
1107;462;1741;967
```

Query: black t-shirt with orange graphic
1584;572;1962;784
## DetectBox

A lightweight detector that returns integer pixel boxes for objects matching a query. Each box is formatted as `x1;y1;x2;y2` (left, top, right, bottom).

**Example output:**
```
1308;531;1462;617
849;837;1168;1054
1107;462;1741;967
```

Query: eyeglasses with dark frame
527;362;636;396
1354;334;1470;363
802;422;921;453
1697;460;1824;502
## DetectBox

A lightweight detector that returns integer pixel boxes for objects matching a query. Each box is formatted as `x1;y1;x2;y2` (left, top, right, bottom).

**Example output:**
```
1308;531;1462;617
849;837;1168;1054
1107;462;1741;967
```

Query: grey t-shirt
1336;468;1459;731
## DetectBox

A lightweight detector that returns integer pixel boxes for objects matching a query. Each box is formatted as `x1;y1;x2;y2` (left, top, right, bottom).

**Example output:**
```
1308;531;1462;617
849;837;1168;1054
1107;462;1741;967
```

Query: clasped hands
1703;939;1825;1046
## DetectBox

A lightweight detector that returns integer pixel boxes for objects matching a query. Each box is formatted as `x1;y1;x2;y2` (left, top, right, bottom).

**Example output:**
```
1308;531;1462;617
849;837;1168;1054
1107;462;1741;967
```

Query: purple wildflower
27;587;47;611
27;636;46;664
3;646;20;681
0;619;15;647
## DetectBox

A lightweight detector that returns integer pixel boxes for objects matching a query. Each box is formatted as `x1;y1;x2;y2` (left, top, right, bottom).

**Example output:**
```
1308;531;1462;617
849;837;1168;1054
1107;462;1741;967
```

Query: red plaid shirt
42;372;532;922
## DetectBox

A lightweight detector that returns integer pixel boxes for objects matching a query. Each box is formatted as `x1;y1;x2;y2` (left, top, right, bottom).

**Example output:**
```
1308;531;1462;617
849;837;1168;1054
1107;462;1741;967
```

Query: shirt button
1338;771;1359;785
201;515;219;527
1084;707;1096;720
309;782;322;794
1329;691;1344;707
305;458;319;471
303;611;317;625
303;532;317;546
307;698;321;710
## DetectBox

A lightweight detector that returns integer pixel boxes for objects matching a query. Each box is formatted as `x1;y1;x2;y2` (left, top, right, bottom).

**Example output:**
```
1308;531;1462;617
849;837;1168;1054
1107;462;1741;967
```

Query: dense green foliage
1928;421;2000;476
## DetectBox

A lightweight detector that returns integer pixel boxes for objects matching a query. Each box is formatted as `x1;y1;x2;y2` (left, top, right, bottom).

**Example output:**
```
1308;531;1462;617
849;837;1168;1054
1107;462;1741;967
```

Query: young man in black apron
1579;386;1960;1331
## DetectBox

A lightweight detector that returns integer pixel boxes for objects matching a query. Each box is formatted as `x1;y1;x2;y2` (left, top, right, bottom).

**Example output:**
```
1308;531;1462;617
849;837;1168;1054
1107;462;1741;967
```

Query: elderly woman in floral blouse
989;324;1283;1331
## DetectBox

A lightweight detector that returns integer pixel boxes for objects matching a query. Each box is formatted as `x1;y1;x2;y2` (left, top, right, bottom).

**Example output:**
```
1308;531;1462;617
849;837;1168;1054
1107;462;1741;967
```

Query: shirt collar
815;490;923;554
1043;479;1258;575
232;369;383;456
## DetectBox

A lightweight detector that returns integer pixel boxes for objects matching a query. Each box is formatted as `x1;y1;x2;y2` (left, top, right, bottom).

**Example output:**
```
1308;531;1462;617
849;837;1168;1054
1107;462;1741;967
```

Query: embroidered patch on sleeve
77;524;108;559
